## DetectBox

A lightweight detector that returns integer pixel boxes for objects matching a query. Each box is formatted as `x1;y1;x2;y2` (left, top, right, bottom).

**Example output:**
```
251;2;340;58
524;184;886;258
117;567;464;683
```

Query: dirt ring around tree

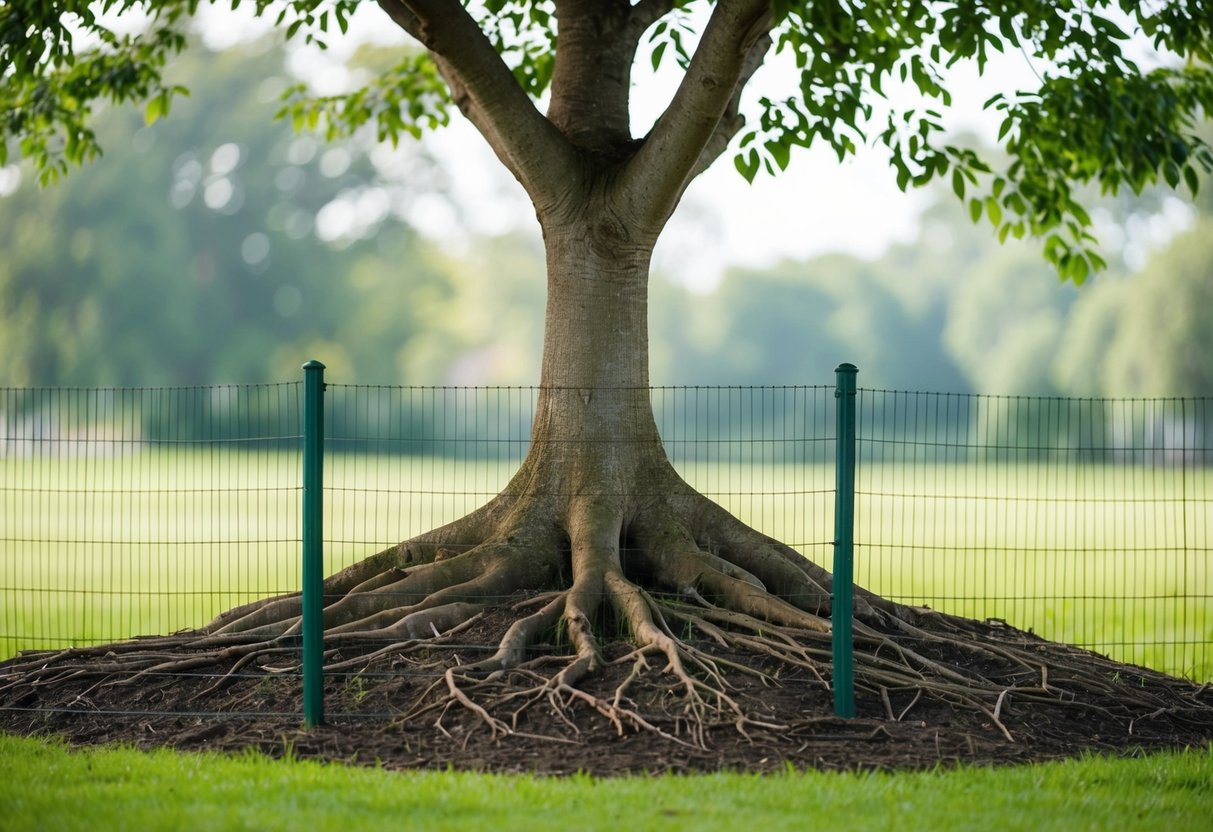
2;599;1211;775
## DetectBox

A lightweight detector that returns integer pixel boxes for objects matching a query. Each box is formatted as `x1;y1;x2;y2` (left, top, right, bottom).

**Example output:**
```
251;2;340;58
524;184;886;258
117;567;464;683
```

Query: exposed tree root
2;465;1211;757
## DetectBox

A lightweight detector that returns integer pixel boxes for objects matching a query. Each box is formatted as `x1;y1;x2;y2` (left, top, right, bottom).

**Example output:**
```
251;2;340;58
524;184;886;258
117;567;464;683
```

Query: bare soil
2;603;1211;775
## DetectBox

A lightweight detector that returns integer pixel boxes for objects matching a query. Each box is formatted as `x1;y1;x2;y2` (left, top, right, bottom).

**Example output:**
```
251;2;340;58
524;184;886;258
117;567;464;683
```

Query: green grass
2;734;1210;831
2;450;1210;680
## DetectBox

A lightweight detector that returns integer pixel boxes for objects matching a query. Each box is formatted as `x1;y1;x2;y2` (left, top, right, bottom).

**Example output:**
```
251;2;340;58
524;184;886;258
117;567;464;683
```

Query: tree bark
533;204;660;451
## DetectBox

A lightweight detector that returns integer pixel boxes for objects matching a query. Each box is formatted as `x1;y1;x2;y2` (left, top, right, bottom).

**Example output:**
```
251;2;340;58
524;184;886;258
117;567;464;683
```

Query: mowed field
1;449;1209;680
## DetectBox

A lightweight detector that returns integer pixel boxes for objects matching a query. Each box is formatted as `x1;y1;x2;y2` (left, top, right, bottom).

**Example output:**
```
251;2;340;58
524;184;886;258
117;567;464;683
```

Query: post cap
835;363;858;374
302;359;327;371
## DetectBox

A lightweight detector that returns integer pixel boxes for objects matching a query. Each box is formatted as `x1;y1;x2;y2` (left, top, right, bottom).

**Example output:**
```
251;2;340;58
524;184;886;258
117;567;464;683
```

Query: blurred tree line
1;39;1209;400
652;168;1212;398
0;39;460;387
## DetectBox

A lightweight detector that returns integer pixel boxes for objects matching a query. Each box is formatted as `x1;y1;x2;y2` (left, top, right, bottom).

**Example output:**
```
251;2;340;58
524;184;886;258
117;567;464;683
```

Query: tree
0;38;461;387
4;1;1213;741
1059;215;1213;398
681;249;969;390
1054;146;1213;398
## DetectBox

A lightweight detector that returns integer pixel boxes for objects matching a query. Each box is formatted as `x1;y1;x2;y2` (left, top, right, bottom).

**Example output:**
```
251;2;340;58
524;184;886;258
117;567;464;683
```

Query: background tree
1055;162;1213;398
0;38;460;386
3;1;1212;740
396;233;548;385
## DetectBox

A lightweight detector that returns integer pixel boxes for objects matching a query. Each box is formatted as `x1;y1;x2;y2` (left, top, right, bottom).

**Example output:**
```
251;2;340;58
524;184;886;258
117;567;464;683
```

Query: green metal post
832;363;857;718
302;359;326;727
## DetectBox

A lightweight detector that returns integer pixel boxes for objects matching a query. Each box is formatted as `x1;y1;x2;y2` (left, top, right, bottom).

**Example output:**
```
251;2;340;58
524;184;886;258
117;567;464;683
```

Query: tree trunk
518;209;664;533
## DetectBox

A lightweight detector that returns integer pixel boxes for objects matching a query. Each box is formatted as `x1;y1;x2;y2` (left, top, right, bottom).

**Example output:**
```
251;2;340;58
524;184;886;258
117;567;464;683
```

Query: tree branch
690;29;772;180
377;0;579;205
619;0;774;226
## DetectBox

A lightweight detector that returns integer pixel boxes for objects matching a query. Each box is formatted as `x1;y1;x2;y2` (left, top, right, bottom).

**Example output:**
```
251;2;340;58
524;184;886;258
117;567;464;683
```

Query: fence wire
1;384;303;654
1;382;1209;725
321;385;837;575
855;391;1211;682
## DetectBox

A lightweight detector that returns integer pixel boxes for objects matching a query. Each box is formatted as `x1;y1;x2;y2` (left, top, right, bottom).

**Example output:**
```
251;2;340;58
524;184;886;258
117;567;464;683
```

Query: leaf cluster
647;1;700;72
750;0;1213;281
474;0;558;96
0;0;391;183
277;51;452;145
0;0;196;182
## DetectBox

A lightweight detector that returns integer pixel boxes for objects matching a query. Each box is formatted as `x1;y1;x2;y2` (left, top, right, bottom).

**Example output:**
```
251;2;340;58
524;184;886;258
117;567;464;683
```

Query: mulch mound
2;609;1211;775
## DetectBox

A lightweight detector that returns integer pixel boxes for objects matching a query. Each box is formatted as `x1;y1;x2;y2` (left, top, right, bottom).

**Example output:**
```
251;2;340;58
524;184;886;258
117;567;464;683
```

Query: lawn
1;734;1210;832
1;449;1209;680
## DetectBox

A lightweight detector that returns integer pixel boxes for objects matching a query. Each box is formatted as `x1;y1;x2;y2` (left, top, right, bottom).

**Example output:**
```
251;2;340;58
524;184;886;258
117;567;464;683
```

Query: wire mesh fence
1;384;303;656
854;391;1211;681
320;384;838;577
1;378;1210;724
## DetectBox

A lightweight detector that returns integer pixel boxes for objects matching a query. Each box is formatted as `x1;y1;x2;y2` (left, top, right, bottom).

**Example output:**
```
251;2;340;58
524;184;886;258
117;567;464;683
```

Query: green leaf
144;94;165;126
765;139;791;171
1071;255;1090;285
1183;165;1200;195
1092;16;1128;40
734;148;760;183
651;41;667;72
952;169;965;199
896;167;910;191
1163;161;1180;188
985;198;1002;226
968;198;982;222
998;16;1018;45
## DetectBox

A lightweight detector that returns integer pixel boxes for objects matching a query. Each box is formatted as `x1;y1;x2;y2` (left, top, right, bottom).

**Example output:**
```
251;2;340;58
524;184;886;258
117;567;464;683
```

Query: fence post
302;359;326;727
833;363;858;718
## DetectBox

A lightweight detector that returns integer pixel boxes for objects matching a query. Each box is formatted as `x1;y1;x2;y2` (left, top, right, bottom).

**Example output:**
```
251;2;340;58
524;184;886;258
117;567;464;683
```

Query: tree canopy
3;1;1212;282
